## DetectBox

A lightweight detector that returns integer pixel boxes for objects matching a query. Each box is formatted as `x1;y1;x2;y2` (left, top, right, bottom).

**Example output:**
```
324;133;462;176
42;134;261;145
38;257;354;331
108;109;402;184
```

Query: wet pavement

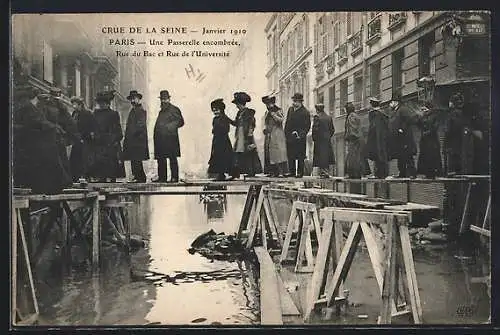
35;190;260;326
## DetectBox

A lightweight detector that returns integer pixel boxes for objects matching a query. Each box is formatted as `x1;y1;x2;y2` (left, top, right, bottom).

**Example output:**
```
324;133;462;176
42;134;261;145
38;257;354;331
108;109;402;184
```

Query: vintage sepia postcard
10;11;491;328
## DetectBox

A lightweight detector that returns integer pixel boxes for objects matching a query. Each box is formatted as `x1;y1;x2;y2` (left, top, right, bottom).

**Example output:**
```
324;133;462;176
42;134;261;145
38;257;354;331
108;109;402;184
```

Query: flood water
32;189;490;326
35;190;260;326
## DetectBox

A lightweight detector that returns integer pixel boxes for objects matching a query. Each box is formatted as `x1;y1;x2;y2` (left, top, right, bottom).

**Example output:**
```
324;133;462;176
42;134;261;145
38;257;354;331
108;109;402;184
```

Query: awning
435;77;490;87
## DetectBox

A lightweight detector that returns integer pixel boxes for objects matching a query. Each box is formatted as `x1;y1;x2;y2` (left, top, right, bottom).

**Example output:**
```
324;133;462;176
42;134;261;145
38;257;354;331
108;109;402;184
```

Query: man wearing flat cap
312;103;335;178
123;90;149;183
69;96;96;182
13;85;72;193
231;91;262;178
366;97;390;178
388;90;418;178
89;90;125;182
153;90;185;182
262;95;288;177
284;93;311;177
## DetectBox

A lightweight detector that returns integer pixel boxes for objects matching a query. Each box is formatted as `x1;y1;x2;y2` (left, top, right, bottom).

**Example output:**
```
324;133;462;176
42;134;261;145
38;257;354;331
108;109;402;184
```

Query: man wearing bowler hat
388;90;418;178
284;93;311;178
123;90;149;183
366;96;390;178
153;90;185;182
312;103;335;178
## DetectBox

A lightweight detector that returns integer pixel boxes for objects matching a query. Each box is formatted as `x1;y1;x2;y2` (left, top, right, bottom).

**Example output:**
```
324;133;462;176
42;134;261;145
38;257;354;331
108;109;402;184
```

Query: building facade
266;11;490;207
12;14;150;133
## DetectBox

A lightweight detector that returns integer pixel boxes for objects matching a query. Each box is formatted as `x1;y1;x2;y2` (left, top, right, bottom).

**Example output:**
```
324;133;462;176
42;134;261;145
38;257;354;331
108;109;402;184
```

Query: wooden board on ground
254;247;283;325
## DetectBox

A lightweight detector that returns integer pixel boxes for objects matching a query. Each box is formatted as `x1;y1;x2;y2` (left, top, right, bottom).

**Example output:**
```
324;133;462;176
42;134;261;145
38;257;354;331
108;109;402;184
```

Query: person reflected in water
207;98;235;181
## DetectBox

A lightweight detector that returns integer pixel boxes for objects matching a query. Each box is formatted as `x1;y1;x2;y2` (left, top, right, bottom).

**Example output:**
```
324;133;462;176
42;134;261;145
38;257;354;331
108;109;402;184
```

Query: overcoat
264;105;288;166
443;107;464;174
366;108;389;163
284;105;311;159
388;104;418;160
208;113;234;174
13;101;72;194
89;107;125;179
416;109;443;177
312;111;335;169
123;104;150;161
70;108;96;180
154;103;184;159
461;102;490;175
233;107;263;175
344;111;364;178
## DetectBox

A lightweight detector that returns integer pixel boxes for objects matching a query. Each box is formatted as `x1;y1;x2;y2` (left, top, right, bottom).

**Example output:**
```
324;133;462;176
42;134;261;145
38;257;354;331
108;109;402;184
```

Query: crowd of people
12;82;489;195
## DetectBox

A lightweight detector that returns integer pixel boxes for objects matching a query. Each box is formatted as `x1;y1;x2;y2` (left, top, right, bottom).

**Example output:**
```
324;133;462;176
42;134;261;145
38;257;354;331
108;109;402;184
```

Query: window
419;32;435;77
328;84;335;114
318;14;327;59
346;12;352;36
317;91;324;105
281;41;286;72
267;34;273;66
370;60;381;97
288;35;294;66
333;20;340;48
353;71;363;108
43;40;53;83
352;12;362;33
339;78;348;115
392;48;404;93
273;28;279;62
313;23;319;63
297;24;304;56
75;64;81;97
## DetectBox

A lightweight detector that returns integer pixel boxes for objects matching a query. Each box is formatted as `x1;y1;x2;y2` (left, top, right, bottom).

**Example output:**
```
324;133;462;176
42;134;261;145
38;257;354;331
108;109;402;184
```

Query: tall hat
291;93;304;101
159;90;171;99
261;95;276;104
211;98;225;110
70;96;84;104
391;90;402;102
127;90;143;100
232;92;251;104
315;103;325;111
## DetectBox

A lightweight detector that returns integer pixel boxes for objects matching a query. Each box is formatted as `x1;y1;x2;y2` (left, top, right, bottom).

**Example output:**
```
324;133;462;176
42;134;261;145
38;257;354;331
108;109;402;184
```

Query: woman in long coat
89;91;125;182
208;98;235;180
312;103;335;178
416;102;443;178
231;92;263;178
262;95;288;177
344;102;364;179
13;86;72;194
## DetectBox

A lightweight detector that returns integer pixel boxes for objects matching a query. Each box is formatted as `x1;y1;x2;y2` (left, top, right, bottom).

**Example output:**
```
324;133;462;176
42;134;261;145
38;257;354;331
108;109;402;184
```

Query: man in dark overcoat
366;97;390;178
70;96;96;182
312;103;335;178
388;91;418;178
153;90;185;182
123;90;149;183
13;85;72;194
284;93;311;178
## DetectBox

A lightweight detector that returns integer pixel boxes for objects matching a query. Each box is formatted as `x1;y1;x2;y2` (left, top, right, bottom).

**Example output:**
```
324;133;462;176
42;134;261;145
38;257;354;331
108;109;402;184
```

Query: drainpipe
361;12;368;108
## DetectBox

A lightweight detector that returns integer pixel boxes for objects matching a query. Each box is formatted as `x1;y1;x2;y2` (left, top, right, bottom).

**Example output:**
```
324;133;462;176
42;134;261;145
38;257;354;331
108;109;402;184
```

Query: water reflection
36;192;259;326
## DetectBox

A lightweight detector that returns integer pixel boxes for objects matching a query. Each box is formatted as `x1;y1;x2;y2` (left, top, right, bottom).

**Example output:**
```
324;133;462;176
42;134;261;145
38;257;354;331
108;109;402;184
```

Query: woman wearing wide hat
231;92;262;178
123;90;149;182
262;95;288;177
207;98;236;181
88;90;125;182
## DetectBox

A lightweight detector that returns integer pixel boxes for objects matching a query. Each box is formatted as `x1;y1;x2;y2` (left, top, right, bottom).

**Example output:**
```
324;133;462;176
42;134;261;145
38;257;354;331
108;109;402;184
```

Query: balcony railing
350;30;363;56
388;12;408;30
337;42;348;65
366;15;382;45
326;54;335;74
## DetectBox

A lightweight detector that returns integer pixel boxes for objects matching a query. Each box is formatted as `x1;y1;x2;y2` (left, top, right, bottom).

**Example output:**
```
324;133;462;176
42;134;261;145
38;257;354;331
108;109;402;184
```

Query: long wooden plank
459;182;473;235
12;209;18;326
25;192;99;201
295;210;310;272
246;187;265;249
106;190;249;195
379;216;397;324
276;274;300;316
330;210;410;226
254;247;283;325
470;225;491;237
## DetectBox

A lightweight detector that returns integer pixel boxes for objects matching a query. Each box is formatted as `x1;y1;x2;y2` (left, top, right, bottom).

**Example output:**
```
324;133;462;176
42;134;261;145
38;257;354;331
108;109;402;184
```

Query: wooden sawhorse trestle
280;201;322;273
305;208;423;324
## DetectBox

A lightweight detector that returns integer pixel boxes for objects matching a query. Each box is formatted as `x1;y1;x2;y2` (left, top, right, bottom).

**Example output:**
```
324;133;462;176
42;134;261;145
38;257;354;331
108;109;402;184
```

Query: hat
70;96;84;104
291;93;304;101
391;90;402;102
95;91;109;103
315;103;325;110
159;90;171;99
49;87;62;96
211;98;225;110
127;90;143;100
232;92;251;104
369;96;380;103
449;92;464;108
261;95;276;104
15;85;39;100
344;102;355;114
